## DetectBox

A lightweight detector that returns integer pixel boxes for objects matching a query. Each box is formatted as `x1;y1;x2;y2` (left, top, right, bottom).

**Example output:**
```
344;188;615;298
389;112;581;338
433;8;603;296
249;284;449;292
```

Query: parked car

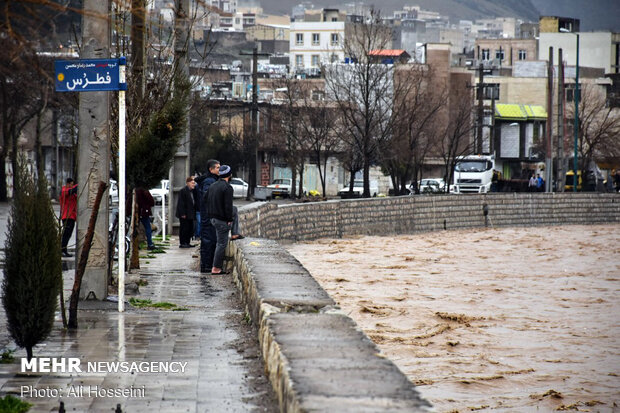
417;178;446;194
109;179;119;204
230;178;249;198
338;180;379;198
266;178;307;198
149;179;169;204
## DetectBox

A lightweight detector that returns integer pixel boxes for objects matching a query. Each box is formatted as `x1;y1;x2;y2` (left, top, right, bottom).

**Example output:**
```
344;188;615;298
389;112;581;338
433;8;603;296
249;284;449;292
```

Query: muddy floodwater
286;225;620;412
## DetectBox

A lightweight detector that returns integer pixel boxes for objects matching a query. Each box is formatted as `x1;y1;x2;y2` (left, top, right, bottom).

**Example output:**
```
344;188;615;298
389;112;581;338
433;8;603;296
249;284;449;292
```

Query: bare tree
382;65;446;195
302;99;341;197
324;9;396;198
274;78;341;197
271;78;310;198
570;84;620;179
436;80;475;193
0;0;73;199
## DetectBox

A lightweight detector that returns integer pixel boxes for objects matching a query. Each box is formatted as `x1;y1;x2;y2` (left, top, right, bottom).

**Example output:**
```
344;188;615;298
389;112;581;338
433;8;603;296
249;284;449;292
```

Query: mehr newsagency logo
21;357;188;374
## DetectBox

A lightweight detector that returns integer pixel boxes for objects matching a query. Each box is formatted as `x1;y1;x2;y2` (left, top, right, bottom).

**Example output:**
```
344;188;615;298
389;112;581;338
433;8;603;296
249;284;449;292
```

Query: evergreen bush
126;75;190;188
2;160;62;360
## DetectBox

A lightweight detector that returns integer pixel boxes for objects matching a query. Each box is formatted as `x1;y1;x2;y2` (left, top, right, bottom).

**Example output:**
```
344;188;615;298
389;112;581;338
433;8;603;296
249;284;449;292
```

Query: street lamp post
573;34;579;192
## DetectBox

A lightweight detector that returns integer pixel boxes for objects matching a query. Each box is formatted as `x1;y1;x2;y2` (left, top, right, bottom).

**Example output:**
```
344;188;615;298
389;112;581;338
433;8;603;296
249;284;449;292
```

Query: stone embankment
228;193;619;412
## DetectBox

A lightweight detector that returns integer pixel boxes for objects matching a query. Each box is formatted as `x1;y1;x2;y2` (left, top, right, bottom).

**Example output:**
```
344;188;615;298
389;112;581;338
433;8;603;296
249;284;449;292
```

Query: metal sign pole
55;56;126;310
118;57;127;312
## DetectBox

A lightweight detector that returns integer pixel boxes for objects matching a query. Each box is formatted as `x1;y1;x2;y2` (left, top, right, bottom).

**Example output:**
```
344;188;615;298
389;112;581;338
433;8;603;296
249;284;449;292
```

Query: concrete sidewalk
0;241;278;412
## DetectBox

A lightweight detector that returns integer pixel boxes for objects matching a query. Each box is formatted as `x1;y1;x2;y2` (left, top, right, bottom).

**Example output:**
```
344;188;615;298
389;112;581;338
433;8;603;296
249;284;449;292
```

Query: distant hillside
259;0;540;23
258;0;620;31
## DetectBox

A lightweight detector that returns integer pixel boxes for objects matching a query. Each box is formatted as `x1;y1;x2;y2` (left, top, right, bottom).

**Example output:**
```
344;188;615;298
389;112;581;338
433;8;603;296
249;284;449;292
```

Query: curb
228;238;433;412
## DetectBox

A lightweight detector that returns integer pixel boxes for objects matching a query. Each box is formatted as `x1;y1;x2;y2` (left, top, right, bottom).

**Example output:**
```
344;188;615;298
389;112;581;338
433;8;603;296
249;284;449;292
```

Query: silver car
230;178;249;199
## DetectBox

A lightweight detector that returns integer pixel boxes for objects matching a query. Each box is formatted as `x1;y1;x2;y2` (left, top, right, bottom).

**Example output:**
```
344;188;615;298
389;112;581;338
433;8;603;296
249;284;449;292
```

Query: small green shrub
0;394;32;413
0;348;16;363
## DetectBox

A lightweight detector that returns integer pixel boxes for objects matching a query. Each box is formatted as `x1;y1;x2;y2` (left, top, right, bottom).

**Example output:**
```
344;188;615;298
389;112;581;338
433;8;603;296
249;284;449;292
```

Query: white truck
452;155;495;194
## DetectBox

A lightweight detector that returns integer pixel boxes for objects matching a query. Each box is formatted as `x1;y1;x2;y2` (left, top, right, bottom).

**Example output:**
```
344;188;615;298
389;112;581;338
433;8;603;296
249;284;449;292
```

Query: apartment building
289;9;345;74
475;38;538;67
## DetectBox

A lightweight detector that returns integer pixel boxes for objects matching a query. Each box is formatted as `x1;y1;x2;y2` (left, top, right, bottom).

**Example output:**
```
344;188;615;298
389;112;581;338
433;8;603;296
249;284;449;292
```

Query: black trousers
61;219;75;252
179;218;194;246
200;218;217;271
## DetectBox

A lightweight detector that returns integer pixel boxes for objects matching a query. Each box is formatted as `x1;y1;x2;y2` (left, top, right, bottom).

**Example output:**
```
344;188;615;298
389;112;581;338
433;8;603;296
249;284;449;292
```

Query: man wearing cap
205;165;234;274
197;159;220;272
60;178;78;257
176;176;196;248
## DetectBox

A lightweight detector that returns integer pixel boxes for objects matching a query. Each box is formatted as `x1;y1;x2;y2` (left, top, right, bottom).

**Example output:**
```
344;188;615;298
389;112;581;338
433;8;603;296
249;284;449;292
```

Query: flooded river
287;225;620;412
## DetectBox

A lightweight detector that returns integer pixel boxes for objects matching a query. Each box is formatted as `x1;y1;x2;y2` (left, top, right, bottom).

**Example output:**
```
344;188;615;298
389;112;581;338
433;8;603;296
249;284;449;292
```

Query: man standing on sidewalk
136;186;156;250
206;165;234;274
197;159;220;273
60;178;78;257
176;176;196;248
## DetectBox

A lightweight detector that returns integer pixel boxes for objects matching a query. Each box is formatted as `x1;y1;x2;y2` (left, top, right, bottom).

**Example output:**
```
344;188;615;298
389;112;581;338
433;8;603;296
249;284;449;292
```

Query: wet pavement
0;237;278;412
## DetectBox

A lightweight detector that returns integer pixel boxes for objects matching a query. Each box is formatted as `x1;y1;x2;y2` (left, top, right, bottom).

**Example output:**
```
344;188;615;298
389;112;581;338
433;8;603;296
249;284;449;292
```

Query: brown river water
286;225;620;412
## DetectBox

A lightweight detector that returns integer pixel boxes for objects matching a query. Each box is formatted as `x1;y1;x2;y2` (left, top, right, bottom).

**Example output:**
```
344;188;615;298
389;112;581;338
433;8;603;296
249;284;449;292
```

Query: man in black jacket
206;165;234;274
176;176;196;248
197;159;220;272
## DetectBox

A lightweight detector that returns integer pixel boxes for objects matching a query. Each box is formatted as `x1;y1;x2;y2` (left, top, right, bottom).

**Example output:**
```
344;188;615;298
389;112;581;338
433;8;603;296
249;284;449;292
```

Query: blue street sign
55;58;127;92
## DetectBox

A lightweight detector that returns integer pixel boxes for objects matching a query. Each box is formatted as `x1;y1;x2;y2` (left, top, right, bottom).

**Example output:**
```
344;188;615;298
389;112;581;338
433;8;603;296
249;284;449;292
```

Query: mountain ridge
256;0;619;32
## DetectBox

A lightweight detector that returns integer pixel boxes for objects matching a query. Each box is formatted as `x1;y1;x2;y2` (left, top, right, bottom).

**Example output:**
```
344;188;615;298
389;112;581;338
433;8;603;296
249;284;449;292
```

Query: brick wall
239;193;620;241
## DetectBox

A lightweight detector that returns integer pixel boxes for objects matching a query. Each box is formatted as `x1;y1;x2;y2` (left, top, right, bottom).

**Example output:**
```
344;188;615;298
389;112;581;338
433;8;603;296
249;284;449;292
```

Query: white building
538;31;620;74
289;17;345;74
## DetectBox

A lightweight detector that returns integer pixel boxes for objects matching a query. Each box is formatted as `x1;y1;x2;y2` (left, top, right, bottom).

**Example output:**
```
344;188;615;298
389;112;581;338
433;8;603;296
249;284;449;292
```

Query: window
295;55;303;67
331;54;339;63
311;55;320;67
296;33;303;45
331;33;339;45
312;90;325;101
518;49;527;60
495;49;505;61
565;83;580;102
312;33;320;45
481;48;490;60
331;17;338;22
235;18;240;24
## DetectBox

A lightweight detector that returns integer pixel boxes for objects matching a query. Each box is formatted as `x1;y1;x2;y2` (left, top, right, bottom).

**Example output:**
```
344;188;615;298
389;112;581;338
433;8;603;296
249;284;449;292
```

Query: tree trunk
320;155;327;196
68;181;107;329
348;168;355;193
26;346;33;361
131;0;146;99
0;156;7;201
298;161;304;197
291;167;297;199
363;157;370;198
130;190;140;269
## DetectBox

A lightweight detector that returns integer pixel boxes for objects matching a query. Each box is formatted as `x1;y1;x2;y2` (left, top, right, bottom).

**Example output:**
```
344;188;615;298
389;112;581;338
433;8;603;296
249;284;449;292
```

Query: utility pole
171;0;191;234
546;47;554;192
77;0;111;299
557;48;565;192
476;63;484;154
131;0;146;99
240;46;269;199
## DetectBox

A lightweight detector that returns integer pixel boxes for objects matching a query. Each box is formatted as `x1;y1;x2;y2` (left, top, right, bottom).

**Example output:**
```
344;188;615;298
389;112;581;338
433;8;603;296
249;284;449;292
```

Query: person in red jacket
60;178;78;257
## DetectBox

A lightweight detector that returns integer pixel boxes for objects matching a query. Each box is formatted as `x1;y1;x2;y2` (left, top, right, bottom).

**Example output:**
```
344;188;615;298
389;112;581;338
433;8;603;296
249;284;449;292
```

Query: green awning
495;104;547;121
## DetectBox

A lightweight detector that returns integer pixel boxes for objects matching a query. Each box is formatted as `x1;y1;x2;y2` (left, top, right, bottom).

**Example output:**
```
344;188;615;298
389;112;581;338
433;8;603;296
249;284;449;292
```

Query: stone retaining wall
239;193;620;241
228;239;432;412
